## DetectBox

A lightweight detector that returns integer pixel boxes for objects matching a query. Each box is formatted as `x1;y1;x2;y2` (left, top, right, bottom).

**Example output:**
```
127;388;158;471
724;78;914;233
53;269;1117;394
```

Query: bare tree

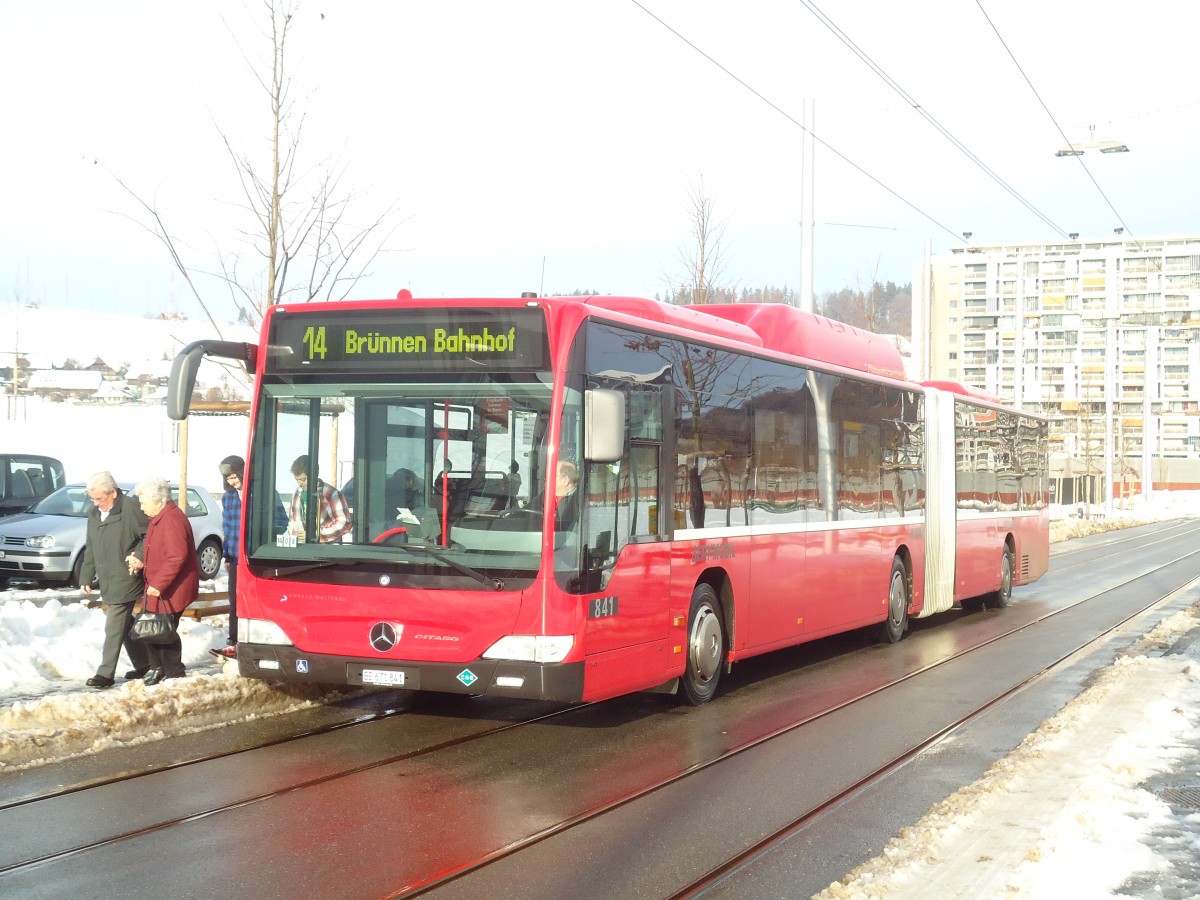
818;277;913;337
115;0;402;333
665;175;735;306
858;258;883;332
1073;386;1106;512
1115;406;1140;509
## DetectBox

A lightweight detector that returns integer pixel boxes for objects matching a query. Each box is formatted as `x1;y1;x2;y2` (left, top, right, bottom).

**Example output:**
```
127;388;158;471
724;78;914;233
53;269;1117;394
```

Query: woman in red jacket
130;477;199;685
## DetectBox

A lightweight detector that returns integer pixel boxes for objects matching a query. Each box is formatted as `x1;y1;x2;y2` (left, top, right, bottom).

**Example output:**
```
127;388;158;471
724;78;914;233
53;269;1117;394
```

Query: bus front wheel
878;556;909;643
680;583;725;705
984;545;1015;609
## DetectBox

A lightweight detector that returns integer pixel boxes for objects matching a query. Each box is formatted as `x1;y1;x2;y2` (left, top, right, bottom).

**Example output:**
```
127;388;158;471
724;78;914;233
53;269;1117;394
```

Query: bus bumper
237;643;586;702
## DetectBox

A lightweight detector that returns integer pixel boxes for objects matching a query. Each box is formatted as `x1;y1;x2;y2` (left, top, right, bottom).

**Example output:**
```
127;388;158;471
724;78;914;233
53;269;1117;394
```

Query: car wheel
71;552;87;589
197;538;223;580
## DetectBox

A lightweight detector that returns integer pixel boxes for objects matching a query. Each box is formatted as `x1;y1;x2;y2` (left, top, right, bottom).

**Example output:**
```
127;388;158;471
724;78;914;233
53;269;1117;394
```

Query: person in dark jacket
80;472;151;689
554;459;580;533
129;477;200;685
216;454;244;658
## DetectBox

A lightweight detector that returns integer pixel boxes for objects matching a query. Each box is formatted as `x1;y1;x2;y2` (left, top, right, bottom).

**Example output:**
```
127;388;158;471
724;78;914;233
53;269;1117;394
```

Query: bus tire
984;544;1015;609
680;583;725;705
878;556;909;644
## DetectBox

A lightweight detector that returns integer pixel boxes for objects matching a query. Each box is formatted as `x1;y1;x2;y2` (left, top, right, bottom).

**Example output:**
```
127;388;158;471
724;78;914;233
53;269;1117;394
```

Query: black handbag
129;612;177;644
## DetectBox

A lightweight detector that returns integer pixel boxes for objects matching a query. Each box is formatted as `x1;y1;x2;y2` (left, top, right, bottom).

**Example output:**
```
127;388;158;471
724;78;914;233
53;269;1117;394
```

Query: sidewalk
815;600;1200;900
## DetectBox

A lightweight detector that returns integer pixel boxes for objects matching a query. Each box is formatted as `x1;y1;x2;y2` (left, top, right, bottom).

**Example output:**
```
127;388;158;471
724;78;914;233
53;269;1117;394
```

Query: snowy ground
2;496;1199;898
813;493;1200;900
0;574;349;772
816;607;1200;900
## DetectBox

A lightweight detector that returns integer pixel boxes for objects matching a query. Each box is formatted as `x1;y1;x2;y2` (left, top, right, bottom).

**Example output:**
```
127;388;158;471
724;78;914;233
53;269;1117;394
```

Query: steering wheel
373;526;409;546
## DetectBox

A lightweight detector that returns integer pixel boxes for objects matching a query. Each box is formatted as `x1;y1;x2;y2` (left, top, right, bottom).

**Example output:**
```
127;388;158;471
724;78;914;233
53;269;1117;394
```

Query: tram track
0;697;410;810
670;568;1200;898
7;519;1189;815
0;699;589;877
1047;518;1200;574
3;522;1198;897
384;538;1200;897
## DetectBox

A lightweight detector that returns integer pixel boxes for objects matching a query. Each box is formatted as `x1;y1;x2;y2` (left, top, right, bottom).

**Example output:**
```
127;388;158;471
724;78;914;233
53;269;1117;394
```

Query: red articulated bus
168;293;1049;704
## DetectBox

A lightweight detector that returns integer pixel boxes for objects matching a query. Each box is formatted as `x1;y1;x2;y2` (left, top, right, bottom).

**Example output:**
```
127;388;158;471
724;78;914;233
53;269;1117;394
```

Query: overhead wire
794;0;1069;239
630;0;967;245
972;0;1136;239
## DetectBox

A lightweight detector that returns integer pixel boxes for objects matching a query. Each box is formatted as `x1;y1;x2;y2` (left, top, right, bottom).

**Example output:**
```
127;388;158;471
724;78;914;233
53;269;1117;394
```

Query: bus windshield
245;374;553;585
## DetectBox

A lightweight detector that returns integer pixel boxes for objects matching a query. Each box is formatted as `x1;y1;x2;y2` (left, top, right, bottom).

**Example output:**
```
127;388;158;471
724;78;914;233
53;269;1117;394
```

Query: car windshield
29;484;209;519
31;485;94;517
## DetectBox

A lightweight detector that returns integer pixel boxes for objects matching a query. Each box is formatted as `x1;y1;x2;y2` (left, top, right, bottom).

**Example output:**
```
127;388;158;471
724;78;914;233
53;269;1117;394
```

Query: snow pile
0;585;356;772
816;606;1200;899
1048;491;1200;543
0;662;345;771
0;592;227;698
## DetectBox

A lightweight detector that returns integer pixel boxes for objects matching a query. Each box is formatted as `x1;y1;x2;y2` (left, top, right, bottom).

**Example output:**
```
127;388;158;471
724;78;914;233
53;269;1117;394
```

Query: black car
0;454;66;517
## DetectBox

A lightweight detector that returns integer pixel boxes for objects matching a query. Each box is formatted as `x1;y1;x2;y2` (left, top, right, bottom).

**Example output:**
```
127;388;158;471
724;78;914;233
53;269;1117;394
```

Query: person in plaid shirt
216;455;244;658
287;455;352;543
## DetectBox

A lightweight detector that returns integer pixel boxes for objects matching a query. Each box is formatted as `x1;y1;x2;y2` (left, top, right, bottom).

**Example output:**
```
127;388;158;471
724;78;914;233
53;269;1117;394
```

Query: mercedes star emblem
370;622;399;652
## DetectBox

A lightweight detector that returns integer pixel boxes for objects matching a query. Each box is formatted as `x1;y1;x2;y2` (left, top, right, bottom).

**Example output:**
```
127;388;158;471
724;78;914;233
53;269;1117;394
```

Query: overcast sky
3;0;1198;320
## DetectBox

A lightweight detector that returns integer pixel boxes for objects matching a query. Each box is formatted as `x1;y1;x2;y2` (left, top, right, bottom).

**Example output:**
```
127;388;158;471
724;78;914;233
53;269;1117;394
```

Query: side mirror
584;389;625;463
167;340;258;420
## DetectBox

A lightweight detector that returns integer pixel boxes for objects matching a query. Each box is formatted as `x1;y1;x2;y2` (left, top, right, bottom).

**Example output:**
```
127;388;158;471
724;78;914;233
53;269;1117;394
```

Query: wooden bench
84;590;231;618
182;591;231;620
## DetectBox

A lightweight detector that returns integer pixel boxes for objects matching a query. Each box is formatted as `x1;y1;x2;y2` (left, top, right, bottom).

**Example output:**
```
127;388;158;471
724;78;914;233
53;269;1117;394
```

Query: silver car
0;482;224;588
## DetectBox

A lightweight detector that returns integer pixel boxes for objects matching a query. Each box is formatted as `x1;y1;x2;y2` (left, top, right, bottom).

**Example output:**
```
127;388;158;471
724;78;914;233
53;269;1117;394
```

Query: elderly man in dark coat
80;471;151;688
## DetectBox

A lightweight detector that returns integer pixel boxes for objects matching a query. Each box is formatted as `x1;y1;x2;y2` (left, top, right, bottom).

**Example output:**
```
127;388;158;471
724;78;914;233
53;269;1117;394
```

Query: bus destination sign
267;308;550;372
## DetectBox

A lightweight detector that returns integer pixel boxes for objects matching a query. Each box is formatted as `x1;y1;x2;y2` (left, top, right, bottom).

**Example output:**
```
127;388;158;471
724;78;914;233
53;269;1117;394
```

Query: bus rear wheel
877;556;909;643
984;545;1015;609
680;583;725;705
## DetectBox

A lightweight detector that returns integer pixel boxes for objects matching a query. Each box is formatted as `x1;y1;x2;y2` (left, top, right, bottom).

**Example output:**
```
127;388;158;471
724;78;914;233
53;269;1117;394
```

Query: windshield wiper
260;547;505;591
266;559;364;578
390;543;506;591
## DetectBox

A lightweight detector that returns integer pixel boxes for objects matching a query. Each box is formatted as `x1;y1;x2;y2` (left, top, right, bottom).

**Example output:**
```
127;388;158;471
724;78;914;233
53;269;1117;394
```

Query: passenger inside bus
433;461;468;524
554;459;580;533
287;455;353;543
385;467;422;515
506;460;522;506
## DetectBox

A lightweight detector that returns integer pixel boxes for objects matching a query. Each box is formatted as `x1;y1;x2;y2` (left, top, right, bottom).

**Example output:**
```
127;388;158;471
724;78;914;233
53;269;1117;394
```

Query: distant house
0;353;32;382
124;360;174;393
92;380;137;404
26;369;104;400
85;356;116;375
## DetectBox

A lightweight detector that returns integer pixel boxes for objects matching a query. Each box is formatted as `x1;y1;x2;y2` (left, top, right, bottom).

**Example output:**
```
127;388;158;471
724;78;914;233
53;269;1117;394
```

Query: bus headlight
482;635;574;664
239;618;294;646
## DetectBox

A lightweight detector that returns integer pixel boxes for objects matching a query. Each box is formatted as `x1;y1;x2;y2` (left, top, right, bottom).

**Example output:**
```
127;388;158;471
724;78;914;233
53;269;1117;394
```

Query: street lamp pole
1053;133;1128;515
799;99;815;313
1143;327;1157;503
1104;317;1116;516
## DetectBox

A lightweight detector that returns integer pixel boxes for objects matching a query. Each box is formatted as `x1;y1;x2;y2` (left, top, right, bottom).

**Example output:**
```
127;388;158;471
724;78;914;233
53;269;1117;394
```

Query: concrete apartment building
916;234;1200;506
